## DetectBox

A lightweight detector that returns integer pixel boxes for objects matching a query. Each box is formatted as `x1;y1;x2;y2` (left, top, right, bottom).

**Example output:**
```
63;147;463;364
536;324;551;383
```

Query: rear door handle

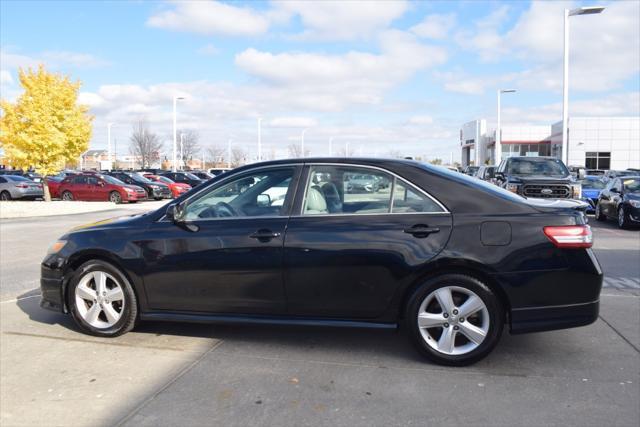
403;225;440;238
249;229;281;241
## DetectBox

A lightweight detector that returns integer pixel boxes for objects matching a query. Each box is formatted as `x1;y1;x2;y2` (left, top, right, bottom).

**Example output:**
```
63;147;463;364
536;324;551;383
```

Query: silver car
0;175;44;200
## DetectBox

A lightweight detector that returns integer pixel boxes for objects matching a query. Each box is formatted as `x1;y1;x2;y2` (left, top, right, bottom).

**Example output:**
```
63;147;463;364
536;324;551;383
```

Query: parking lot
0;207;638;426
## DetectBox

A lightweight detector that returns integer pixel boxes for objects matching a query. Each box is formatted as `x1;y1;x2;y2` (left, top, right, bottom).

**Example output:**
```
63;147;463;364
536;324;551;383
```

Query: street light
257;117;263;162
562;6;605;165
301;128;309;157
227;139;232;169
496;89;516;165
179;133;184;170
107;123;115;171
172;96;185;172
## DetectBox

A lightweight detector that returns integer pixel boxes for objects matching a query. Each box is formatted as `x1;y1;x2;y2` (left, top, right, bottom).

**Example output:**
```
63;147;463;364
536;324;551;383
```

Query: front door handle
249;229;281;242
404;225;440;238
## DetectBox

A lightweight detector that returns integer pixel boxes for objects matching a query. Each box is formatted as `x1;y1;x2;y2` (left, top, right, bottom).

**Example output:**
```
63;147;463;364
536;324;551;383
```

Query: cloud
458;1;640;93
197;44;219;56
410;13;456;40
273;0;409;41
1;47;109;70
407;115;434;125
147;1;270;36
269;117;318;128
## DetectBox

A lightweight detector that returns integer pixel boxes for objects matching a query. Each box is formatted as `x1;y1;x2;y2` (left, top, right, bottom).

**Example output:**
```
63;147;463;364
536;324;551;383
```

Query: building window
585;152;611;170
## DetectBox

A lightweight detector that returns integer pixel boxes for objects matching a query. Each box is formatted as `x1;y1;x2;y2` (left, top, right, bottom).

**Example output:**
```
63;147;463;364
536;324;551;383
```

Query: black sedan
40;158;602;366
160;171;204;188
104;171;172;200
595;176;640;229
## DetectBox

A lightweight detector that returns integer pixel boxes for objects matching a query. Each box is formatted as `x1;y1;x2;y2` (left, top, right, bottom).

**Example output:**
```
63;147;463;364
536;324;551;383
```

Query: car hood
68;213;147;233
173;183;191;189
124;184;144;191
509;175;572;183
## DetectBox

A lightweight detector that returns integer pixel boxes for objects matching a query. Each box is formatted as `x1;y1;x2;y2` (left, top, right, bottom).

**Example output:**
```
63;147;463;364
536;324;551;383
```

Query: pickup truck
495;156;582;199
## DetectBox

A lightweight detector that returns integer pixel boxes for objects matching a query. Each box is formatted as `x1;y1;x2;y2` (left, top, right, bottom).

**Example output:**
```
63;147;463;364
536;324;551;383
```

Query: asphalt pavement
0;211;638;426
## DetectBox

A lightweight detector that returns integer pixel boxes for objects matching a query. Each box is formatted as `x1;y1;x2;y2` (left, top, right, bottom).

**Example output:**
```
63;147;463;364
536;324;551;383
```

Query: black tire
0;191;11;201
67;260;138;337
594;202;606;221
109;191;122;204
405;274;504;366
618;206;629;229
61;191;74;201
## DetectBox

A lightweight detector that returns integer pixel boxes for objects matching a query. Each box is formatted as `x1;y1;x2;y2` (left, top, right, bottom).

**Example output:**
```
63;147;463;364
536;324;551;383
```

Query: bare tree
287;144;310;158
231;148;247;167
429;158;443;165
206;145;226;166
129;119;163;168
177;129;199;167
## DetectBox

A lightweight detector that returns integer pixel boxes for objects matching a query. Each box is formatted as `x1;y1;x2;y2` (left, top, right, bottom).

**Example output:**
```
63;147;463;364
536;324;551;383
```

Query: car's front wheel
595;202;606;221
406;274;504;366
61;191;74;201
618;206;630;229
68;260;137;337
109;191;122;204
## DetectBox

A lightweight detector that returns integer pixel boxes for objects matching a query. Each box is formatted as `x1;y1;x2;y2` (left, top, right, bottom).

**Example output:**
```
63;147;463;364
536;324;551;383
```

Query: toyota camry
40;158;602;366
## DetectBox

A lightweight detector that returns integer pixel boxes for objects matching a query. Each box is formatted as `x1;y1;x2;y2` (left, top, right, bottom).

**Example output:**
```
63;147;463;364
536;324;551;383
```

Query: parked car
580;176;607;213
189;170;215;181
595;176;640;229
160;171;204;188
209;167;232;176
143;174;191;198
0;169;43;182
45;175;65;199
462;166;479;176
495;156;581;199
0;175;44;200
602;170;635;182
138;168;168;175
476;165;497;183
41;158;601;366
585;169;606;176
345;174;381;193
58;174;147;203
105;171;171;200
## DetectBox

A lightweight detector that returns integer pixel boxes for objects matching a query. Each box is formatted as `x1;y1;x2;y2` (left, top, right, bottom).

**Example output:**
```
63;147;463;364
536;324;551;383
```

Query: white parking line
0;294;40;304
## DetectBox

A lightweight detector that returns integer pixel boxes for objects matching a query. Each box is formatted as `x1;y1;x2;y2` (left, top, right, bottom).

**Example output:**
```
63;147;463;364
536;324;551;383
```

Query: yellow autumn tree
0;65;93;200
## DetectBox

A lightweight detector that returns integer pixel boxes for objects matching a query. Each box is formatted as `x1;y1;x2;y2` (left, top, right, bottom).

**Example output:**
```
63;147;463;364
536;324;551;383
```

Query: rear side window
392;180;444;213
73;176;88;184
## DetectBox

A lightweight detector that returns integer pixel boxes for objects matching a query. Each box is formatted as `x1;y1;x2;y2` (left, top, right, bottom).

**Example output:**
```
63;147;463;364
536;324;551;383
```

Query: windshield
8;175;30;182
102;175;125;185
581;178;606;189
129;174;152;184
184;172;200;180
610;170;634;178
507;158;569;177
623;178;640;193
157;176;174;184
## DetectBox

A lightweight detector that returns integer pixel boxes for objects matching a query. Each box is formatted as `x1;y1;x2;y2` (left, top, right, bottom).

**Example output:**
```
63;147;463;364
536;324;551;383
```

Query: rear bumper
510;300;599;334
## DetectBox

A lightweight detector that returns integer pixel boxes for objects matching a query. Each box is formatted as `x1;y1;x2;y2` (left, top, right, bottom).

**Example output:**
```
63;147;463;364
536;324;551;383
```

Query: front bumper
627;205;640;222
152;188;172;199
40;261;66;312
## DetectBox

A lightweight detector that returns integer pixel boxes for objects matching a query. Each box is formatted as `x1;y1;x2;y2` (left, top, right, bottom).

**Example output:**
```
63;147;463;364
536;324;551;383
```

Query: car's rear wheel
595;202;606;221
618;206;629;229
68;260;137;337
406;274;504;366
0;191;11;201
109;191;122;204
61;191;74;201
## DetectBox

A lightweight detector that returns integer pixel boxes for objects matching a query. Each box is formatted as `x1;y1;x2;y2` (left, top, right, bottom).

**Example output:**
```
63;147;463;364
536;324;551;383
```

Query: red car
143;174;191;198
58;173;147;203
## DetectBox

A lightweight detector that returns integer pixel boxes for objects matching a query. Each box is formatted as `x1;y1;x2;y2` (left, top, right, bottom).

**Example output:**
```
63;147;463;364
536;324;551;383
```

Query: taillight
15;184;29;188
543;225;593;248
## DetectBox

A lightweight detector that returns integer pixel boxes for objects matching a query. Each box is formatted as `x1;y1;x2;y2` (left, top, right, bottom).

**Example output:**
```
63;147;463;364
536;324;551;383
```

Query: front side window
183;167;295;220
73;176;88;184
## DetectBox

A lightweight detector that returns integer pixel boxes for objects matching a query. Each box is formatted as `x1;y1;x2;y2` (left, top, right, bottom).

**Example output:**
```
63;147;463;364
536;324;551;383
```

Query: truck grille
523;184;571;199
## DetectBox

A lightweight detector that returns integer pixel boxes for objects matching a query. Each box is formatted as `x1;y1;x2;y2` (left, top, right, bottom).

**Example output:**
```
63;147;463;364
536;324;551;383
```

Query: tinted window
623;178;640;193
507;158;569;177
7;175;30;182
73;176;88;184
87;176;99;185
102;175;125;185
183;167;295;220
392;180;444;213
303;166;393;215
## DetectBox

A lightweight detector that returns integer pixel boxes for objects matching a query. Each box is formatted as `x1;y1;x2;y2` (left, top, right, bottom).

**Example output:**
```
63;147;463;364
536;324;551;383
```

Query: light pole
107;123;115;171
301;128;308;157
257;117;263;162
345;141;350;157
496;89;516;165
172;96;185;172
179;133;184;170
562;6;605;165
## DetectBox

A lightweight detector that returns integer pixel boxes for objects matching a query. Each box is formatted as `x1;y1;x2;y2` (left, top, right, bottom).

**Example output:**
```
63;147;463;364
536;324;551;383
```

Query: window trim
296;163;449;217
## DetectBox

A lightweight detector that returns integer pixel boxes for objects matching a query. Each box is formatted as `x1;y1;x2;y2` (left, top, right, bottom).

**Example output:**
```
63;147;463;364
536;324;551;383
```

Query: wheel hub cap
75;271;125;329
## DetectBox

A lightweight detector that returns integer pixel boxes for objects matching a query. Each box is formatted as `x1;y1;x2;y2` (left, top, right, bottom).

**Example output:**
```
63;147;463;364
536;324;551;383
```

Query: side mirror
257;193;271;207
578;168;586;180
166;202;185;222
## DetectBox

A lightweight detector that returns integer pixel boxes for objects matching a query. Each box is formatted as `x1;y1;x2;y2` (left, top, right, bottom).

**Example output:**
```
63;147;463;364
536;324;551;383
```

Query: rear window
8;175;30;182
581;179;606;189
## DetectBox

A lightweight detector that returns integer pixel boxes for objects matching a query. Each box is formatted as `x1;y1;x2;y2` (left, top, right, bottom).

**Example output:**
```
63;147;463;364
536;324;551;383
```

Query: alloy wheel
62;192;73;201
75;271;125;329
0;191;10;201
618;208;626;228
417;286;490;356
110;192;121;204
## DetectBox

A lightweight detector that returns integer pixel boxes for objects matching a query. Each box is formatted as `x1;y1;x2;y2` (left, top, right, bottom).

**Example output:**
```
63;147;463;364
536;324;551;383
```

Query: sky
1;0;639;162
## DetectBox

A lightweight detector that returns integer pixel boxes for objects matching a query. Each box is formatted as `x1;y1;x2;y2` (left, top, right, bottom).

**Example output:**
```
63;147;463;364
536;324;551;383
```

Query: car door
72;175;88;199
140;165;301;314
600;178;616;217
283;164;453;319
85;175;101;200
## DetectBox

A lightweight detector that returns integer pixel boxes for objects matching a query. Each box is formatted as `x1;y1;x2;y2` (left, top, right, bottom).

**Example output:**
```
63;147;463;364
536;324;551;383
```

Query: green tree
0;65;93;200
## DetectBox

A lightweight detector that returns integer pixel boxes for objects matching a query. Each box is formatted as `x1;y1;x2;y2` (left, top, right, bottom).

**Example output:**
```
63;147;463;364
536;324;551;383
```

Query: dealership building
460;116;640;170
